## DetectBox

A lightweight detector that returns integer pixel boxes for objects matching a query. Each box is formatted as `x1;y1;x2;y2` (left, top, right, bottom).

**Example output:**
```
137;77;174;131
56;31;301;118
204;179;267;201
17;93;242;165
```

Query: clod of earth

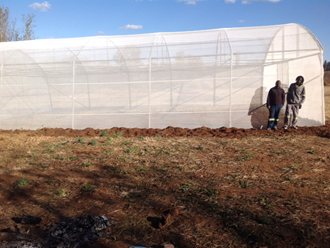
147;207;180;229
12;215;42;225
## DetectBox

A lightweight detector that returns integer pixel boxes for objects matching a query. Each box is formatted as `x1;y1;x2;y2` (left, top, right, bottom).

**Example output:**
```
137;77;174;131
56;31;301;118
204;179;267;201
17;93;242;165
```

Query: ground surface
0;87;329;247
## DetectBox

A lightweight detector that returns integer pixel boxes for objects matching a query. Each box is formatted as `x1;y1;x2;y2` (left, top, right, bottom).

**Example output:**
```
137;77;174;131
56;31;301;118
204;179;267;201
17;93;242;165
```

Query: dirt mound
18;122;328;139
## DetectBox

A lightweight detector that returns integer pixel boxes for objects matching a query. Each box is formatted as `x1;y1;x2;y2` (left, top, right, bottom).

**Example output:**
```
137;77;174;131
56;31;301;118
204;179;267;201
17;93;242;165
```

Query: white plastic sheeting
0;23;324;129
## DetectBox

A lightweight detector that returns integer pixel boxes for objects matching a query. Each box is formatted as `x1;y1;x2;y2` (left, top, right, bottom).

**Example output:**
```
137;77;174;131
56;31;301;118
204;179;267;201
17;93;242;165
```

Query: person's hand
267;105;271;109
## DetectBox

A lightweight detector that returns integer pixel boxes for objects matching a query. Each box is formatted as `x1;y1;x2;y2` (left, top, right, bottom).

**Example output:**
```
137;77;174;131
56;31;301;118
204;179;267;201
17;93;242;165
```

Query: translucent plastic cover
0;23;324;129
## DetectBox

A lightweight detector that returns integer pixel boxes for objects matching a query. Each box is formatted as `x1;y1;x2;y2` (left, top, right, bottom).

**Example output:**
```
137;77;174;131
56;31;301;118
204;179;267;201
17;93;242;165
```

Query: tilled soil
0;124;329;247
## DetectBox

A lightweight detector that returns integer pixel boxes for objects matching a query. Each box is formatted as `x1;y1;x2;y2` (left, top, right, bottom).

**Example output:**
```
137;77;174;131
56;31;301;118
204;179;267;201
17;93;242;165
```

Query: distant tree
0;6;10;42
324;60;327;71
323;60;330;71
8;19;20;41
22;14;35;40
0;6;35;42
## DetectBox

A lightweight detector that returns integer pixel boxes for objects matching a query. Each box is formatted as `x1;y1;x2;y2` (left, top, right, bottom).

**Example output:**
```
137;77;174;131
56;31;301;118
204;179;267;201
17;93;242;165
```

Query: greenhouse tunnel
0;23;324;129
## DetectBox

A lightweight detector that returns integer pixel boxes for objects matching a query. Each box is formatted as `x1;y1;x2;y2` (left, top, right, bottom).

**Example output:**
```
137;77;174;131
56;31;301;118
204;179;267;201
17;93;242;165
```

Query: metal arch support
67;37;100;116
68;39;124;128
264;25;284;64
106;39;133;109
297;23;324;53
0;49;55;114
212;32;220;106
262;24;324;125
320;50;325;124
295;24;325;125
223;29;233;127
18;50;55;111
213;31;224;106
159;34;174;107
68;47;89;129
67;38;96;129
147;34;159;128
71;59;76;128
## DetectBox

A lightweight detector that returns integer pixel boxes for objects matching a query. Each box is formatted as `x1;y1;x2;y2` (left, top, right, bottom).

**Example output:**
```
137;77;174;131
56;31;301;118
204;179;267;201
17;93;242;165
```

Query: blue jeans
268;105;283;129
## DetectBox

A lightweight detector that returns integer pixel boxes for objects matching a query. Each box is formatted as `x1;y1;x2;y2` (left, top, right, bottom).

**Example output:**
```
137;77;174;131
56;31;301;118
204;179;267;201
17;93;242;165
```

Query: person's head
296;75;304;86
275;80;281;88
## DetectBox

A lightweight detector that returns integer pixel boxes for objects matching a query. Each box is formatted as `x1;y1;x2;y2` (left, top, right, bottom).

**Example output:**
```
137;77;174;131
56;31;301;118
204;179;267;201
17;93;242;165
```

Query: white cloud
178;0;201;5
29;1;51;11
224;0;236;3
122;24;144;30
238;19;246;23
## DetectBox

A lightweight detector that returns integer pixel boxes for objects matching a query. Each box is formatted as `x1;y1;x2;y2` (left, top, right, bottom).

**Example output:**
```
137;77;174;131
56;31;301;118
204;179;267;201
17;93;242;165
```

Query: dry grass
0;130;329;247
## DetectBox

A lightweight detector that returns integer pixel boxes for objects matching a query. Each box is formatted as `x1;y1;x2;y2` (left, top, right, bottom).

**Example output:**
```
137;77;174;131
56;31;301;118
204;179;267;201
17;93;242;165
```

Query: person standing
284;76;305;129
266;80;285;130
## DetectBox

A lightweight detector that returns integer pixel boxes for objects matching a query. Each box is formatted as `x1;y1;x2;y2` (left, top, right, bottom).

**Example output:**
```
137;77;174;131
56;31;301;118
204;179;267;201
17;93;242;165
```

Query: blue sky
2;0;330;59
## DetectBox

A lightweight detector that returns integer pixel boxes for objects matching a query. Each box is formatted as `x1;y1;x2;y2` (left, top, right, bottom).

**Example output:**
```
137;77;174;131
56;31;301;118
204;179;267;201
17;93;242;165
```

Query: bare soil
0;89;329;247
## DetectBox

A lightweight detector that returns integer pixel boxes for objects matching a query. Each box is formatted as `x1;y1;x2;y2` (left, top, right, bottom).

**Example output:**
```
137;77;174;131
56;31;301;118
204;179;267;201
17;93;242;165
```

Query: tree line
324;60;330;71
0;6;34;42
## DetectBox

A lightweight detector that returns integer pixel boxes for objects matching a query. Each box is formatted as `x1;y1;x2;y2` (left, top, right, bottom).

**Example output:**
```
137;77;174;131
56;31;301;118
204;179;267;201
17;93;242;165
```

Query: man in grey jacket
284;76;305;129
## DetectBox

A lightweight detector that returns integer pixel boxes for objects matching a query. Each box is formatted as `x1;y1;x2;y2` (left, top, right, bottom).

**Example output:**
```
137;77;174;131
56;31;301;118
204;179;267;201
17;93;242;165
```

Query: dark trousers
268;105;283;129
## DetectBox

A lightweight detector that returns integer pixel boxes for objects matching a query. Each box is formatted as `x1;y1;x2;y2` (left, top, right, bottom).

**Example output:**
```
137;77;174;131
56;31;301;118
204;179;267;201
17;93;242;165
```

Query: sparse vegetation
88;139;97;146
55;188;68;198
74;137;85;144
81;183;96;193
15;178;29;188
111;131;123;138
99;130;109;137
81;160;93;168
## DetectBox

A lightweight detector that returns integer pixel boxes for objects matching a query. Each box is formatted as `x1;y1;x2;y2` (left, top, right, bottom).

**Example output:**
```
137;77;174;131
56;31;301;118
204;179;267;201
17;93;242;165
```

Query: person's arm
266;89;271;108
286;84;292;102
300;86;306;105
281;89;285;105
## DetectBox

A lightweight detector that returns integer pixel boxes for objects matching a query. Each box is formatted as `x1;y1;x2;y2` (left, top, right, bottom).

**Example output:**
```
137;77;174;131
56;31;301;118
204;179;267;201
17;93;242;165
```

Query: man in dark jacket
266;80;285;130
284;76;305;129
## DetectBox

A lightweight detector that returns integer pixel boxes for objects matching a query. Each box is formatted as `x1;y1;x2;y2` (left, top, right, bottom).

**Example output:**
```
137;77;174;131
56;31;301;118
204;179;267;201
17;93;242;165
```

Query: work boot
292;125;298;129
284;125;288;130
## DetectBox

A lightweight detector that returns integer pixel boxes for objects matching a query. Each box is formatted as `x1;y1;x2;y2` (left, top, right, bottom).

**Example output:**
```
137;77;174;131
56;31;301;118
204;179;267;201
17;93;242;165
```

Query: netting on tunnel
0;23;324;129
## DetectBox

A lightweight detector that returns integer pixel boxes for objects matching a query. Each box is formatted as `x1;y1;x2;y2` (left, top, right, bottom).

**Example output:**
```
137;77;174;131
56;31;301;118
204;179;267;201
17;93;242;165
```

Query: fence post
71;59;76;129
